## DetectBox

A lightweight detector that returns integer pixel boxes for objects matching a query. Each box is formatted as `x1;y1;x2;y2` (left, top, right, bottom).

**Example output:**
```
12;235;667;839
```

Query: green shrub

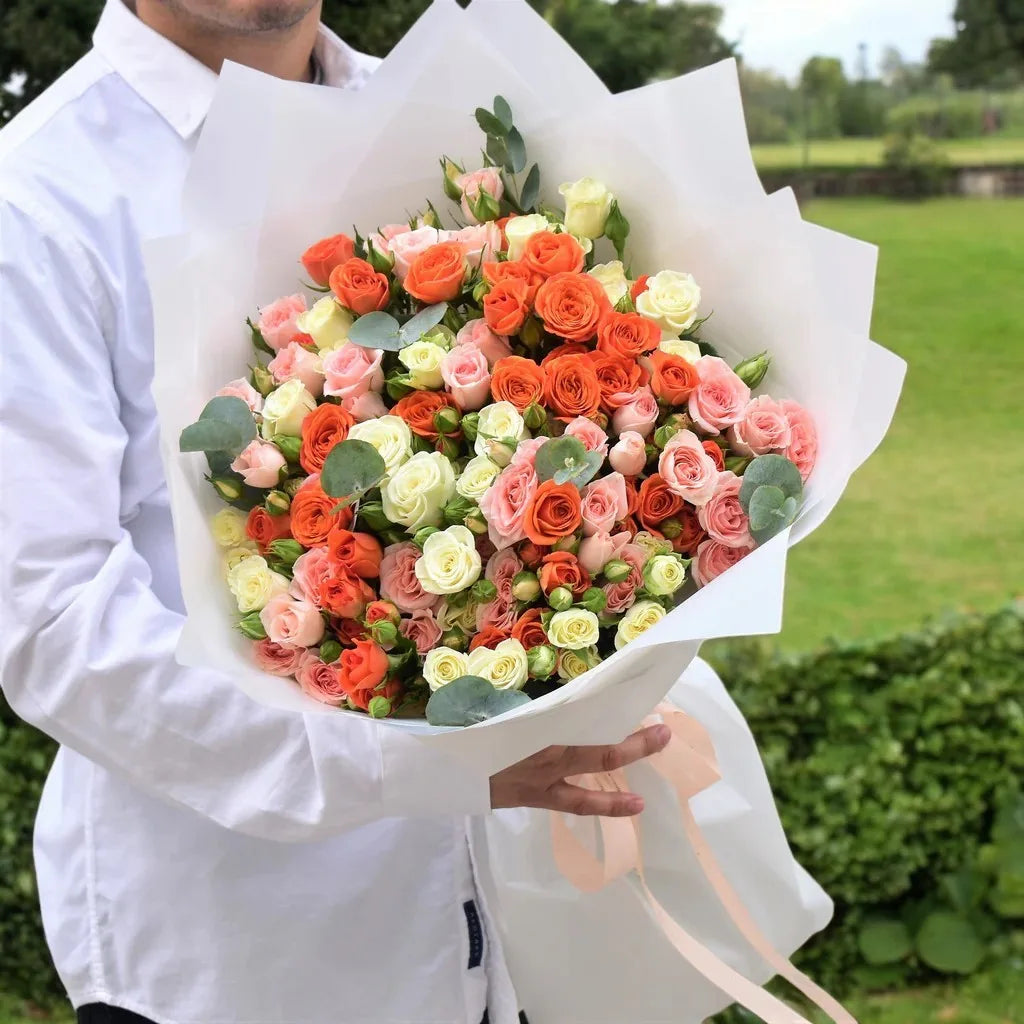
882;130;950;197
886;90;1024;141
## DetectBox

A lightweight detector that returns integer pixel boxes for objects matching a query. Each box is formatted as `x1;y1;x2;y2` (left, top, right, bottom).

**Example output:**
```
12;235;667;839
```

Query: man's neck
134;0;322;82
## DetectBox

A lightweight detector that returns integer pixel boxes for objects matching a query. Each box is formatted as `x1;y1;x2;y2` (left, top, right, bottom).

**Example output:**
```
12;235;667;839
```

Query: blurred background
1;2;1021;1022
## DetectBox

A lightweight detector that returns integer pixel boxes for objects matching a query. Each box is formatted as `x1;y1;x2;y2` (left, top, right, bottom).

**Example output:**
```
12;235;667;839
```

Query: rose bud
365;239;395;275
441;628;469;652
523;403;548;432
436;435;462;461
250;363;275;396
548;586;573;612
461;412;480;443
519;316;543;350
645;443;659;464
441;156;466;202
365;600;401;626
592;411;610;432
664;412;693;432
370;619;399;648
579;587;608;614
413;526;441;550
273;434;303;464
210;476;244;502
443;495;477;528
527;644;558;680
654;422;681;450
471;579;498;603
468;188;501;223
603;559;631;583
733;351;771;389
485;439;516;468
725;455;752;474
660;517;683;540
358;499;391;534
434;406;462;436
471;278;491;305
368;695;393;719
265;489;291;516
238;611;268;640
552;535;579;554
512;571;541;603
465;509;489;535
282;476;306;497
267;538;304;566
319;639;343;664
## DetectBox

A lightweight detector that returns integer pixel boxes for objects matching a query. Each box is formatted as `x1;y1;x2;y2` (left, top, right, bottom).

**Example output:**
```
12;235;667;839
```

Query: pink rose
456;168;504;224
252;638;305;677
447;223;502;269
510;437;547;470
456;318;514;366
658;429;719;506
399;608;442;655
290;545;332;606
581;472;628;536
578;530;631;575
692;537;755;588
781;399;818;482
367;223;409;256
322;343;384;401
260;592;326;648
564;416;609;457
697;472;752;548
476;593;518;633
441;344;492;411
478;460;538;550
612;387;659;437
216;377;263;414
379;542;438;613
728;396;792;456
602;543;648;614
688;356;751;435
257;294;307;352
295;652;347;706
342;391;389;422
485;547;524;589
230;439;287;489
268;341;325;397
387;226;441;281
608;431;647;476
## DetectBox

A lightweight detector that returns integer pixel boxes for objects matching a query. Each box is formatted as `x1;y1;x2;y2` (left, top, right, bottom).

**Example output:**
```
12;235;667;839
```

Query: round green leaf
505;127;527;174
321;439;387;499
399;303;448;346
916;911;985;974
425;675;531;727
179;419;246;454
475;107;508;138
493;95;514;132
748;486;798;544
535;436;587;483
348;311;402;350
858;919;913;965
738;454;803;512
520;163;541;210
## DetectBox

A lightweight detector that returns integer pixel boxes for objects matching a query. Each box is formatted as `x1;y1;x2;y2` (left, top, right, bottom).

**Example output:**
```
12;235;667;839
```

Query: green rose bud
210;475;244;502
465;509;489;535
368;696;393;719
282;476;306;498
471;278;491;305
654;423;680;450
485;439;516;468
733;351;771;389
523;403;548;432
527;644;558;680
366;239;395;275
434;407;462;439
357;499;391;535
643;554;687;597
273;434;303;464
519;316;543;349
461;412;480;443
471;579;498;603
512;571;541;603
265;489;291;516
417;206;441;228
552;535;579;554
267;539;304;566
578;587;607;614
319;639;343;664
436;434;462;462
410;434;434;454
441;157;465;202
424;325;457;349
440;628;469;652
603;559;631;583
413;526;440;550
443;495;478;528
370;620;399;647
250;363;275;396
548;586;573;612
469;188;502;223
664;412;693;432
237;611;267;640
659;517;682;540
614;291;636;314
592;411;610;432
645;443;659;464
725;455;752;475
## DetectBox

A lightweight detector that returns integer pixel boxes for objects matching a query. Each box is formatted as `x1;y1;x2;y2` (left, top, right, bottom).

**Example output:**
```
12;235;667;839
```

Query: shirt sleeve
0;195;492;840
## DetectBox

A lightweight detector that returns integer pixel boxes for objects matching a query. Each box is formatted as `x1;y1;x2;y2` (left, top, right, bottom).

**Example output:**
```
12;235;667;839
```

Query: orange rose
290;479;352;548
365;600;401;625
301;233;355;287
534;272;610;342
522;231;585;279
299;403;355;474
469;626;513;652
540;342;589;366
336;638;390;700
637;473;685;531
483;261;540;303
327;529;383;579
347;677;403;712
597;311;661;360
524;480;583;545
702;440;725;472
631;274;650;301
649;350;699;405
483;279;531;336
329;258;391;316
674;503;706;556
589;352;649;412
623;475;640;517
517;541;549;569
543;354;602;420
320;566;373;619
538;550;591;598
511;608;549;650
391;391;459;440
404;242;466;304
490;356;546;411
245;507;292;549
335;617;369;646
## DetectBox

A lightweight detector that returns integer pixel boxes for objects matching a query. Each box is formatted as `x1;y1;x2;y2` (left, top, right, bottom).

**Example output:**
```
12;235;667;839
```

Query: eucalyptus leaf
348;311;403;351
577;450;604;486
425;675;531;727
321;439;387;499
493;95;514;131
400;303;448;345
738;454;803;512
486;135;508;169
520;163;541;211
179;420;246;454
475;107;508;138
534;436;587;483
505;127;526;174
747;485;786;532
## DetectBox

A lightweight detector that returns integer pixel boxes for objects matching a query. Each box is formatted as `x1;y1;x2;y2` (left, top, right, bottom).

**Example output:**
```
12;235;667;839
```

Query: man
0;2;671;1022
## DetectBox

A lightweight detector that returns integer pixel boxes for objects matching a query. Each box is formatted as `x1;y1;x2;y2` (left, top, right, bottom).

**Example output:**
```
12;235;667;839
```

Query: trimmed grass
751;135;1024;169
778;197;1024;650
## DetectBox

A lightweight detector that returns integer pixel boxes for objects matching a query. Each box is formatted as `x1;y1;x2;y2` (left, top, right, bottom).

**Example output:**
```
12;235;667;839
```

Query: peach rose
648;350;699;405
538;550;591;598
688;356;751;435
577;530;631;575
729;396;793;457
609;431;647;476
601;543;647;614
490;356;546;412
268;341;325;397
523;480;583;546
246;506;292;548
534;272;610;342
299;403;354;475
290;546;331;606
448;223;502;270
697;471;752;548
522;231;585;279
612;387;659;437
590;353;649;412
484;279;531;337
257;294;307;352
344;391;390;422
511;608;549;650
658;429;719;506
693;537;755;587
483;260;541;304
391;391;458;441
252;638;306;677
544;354;602;420
456;318;515;367
478;460;538;550
399;608;443;655
441;344;492;411
404;242;467;304
563;416;609;457
289;477;351;548
703;440;726;472
597;311;661;360
580;472;628;536
217;377;263;414
319;565;374;620
328;258;390;316
296;653;347;706
379;542;438;613
259;592;325;648
322;343;384;402
301;234;356;287
637;472;684;531
674;503;707;557
781;399;818;482
327;529;383;579
230;439;287;489
336;638;390;703
456;167;504;224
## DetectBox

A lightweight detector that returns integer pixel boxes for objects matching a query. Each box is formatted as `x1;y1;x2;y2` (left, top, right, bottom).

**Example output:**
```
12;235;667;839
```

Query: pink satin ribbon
550;705;857;1024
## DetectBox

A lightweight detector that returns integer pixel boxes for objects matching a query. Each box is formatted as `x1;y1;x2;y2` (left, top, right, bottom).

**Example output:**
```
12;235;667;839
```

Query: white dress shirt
0;3;512;1021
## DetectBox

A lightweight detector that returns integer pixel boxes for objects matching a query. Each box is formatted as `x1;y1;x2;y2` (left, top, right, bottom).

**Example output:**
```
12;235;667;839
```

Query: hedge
2;603;1022;1005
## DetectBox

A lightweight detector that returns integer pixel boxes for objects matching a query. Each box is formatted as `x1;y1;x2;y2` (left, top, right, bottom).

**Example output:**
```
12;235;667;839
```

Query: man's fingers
561;723;671;777
546;781;644;818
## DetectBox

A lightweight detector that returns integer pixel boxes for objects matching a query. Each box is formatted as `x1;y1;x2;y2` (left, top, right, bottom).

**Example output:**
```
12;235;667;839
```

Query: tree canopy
926;0;1024;87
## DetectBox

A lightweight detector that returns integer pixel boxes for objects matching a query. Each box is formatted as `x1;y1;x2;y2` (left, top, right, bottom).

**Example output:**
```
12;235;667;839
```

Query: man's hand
489;724;671;817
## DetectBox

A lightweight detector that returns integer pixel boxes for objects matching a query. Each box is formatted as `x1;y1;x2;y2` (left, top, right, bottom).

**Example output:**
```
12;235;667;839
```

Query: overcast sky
717;0;956;80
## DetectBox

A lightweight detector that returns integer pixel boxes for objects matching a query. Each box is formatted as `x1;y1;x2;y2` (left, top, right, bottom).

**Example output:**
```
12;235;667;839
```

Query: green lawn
751;135;1024;169
777;197;1024;650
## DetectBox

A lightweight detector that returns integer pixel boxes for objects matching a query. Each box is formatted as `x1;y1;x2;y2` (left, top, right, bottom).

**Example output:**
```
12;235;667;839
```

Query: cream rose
398;339;447;390
557;646;601;681
295;297;353;352
643;554;687;597
558;177;614;239
636;271;702;335
504;214;550;261
222;544;258;575
414;525;483;595
382;451;457;531
456;454;501;500
547;608;601;650
467;638;529;691
260;379;317;439
474;401;528;458
211;508;248;547
588;261;630;305
437;597;481;635
226;555;289;614
659;337;702;363
614;599;667;650
348;415;413;478
423;647;470;692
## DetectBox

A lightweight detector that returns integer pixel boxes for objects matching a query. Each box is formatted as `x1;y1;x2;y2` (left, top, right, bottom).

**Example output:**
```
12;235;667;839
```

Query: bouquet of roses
181;100;817;726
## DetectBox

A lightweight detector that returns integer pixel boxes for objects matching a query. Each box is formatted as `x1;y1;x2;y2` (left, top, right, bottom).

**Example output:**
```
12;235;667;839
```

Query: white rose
643;554;687;597
222;544;258;575
226;555;289;613
211;508;248;547
474;401;528;458
414;526;483;595
261;378;317;439
398;339;446;390
547;608;602;650
469;638;529;691
437;598;480;635
614;599;667;651
636;270;702;335
295;297;353;352
423;647;470;692
588;260;630;305
348;415;413;478
558;177;614;239
504;214;550;261
382;451;456;531
455;454;501;500
659;336;702;363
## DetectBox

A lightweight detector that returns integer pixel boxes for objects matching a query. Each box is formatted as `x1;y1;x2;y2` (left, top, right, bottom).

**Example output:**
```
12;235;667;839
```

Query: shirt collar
92;0;373;140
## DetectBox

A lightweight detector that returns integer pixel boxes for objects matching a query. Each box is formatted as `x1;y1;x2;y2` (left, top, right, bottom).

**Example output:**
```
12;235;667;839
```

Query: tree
799;56;847;139
926;0;1024;88
738;66;798;143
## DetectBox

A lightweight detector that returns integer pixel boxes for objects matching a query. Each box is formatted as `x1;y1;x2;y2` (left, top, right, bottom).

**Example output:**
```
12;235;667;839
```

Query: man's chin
182;0;320;35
